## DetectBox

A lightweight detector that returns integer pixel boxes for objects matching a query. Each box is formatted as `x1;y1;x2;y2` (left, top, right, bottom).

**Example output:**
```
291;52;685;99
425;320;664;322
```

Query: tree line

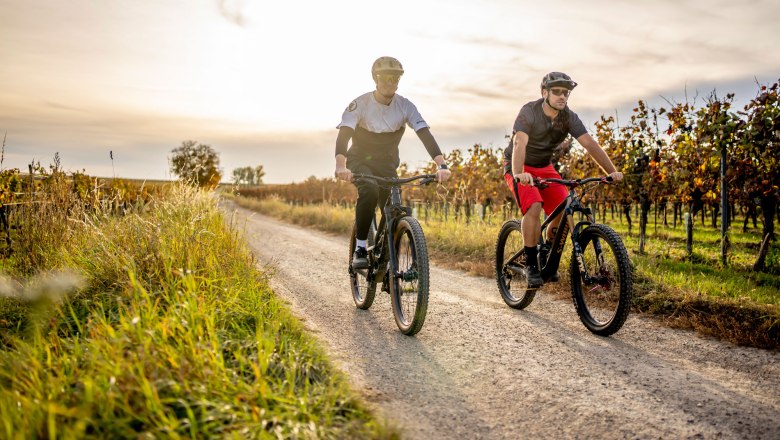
239;79;779;270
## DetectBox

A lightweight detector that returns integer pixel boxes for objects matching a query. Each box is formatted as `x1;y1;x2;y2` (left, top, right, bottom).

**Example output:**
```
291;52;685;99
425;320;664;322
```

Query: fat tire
390;216;429;335
570;223;632;336
495;219;536;309
350;221;377;309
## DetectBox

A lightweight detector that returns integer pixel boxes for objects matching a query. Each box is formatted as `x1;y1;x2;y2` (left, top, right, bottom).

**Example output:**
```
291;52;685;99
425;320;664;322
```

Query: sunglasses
376;74;401;85
548;88;571;97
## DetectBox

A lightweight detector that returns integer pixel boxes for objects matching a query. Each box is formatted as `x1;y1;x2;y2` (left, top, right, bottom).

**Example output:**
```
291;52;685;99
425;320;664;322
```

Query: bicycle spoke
495;219;536;309
571;224;632;336
390;217;429;335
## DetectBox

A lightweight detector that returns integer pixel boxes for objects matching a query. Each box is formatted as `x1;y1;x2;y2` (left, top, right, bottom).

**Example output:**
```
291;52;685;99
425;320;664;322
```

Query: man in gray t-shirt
504;72;624;289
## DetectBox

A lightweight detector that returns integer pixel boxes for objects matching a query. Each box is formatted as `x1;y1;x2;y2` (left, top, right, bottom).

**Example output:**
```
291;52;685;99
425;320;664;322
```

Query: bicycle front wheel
389;216;429;335
495;219;536;309
570;224;633;336
349;221;377;310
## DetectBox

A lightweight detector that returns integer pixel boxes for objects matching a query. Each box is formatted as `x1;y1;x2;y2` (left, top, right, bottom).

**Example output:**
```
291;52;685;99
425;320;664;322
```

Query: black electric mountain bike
495;176;633;336
348;173;437;336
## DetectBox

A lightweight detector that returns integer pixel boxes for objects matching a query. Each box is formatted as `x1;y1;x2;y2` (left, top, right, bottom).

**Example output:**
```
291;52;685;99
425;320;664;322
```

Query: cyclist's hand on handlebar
608;171;624;182
335;166;352;182
514;172;534;186
436;168;452;183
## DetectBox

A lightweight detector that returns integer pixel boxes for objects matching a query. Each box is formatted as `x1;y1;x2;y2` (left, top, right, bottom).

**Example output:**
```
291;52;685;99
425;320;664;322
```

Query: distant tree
231;165;265;185
170;140;222;188
254;165;265;184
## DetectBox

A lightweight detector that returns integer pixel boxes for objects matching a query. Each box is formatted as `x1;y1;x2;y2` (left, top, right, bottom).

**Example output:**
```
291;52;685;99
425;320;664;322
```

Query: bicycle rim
495;219;536;309
390;217;429;335
571;224;632;336
350;222;376;309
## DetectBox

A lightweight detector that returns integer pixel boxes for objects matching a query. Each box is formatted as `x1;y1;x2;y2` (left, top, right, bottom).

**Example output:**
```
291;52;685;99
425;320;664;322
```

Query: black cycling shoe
352;247;369;270
538;243;551;267
526;265;543;289
538;243;559;282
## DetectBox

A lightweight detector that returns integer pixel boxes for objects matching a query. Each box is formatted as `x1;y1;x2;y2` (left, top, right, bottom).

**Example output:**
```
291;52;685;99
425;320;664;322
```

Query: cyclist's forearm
335;126;354;157
335;154;347;169
511;132;529;175
416;127;443;159
579;134;617;174
589;148;618;174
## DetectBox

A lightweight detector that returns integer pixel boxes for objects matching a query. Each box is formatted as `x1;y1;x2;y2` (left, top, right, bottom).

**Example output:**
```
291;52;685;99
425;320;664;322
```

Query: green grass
234;196;780;348
599;213;780;306
1;185;394;439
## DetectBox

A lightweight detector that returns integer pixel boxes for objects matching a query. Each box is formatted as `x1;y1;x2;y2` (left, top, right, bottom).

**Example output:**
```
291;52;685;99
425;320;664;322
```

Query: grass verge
0;185;394;439
233;196;780;349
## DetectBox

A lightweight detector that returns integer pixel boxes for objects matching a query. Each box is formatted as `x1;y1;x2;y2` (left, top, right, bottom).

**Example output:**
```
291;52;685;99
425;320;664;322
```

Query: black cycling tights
354;180;390;241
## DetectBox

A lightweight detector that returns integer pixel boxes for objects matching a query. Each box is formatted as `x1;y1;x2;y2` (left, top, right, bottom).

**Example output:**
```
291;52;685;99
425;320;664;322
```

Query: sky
1;0;779;183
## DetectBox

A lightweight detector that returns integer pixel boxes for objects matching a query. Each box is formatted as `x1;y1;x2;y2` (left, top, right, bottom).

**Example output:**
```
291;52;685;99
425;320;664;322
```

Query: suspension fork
383;198;400;281
571;217;604;285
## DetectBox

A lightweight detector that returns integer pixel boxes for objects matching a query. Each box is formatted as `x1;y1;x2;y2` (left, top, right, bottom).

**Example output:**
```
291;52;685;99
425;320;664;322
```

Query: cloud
216;0;247;26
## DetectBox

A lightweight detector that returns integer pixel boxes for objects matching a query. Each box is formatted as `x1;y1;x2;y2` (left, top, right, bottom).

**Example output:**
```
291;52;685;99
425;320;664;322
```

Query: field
230;195;780;349
0;176;393;438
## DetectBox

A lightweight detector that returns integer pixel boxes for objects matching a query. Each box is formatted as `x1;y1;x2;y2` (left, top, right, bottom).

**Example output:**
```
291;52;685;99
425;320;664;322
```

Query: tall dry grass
0;182;393;438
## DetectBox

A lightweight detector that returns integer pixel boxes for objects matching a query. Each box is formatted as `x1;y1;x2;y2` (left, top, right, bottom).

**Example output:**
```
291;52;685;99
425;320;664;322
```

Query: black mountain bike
495;176;633;336
348;173;437;336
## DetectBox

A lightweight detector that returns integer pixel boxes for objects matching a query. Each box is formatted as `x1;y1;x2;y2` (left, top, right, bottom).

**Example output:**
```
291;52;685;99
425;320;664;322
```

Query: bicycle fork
385;188;419;286
571;222;608;289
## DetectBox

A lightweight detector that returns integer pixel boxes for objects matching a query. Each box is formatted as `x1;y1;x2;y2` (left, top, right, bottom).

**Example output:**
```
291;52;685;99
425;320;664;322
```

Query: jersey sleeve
512;103;535;135
404;100;430;131
568;111;588;138
336;99;360;130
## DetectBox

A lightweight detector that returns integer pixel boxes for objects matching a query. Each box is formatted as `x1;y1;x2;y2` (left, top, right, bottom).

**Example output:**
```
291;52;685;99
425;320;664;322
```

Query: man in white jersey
335;56;452;269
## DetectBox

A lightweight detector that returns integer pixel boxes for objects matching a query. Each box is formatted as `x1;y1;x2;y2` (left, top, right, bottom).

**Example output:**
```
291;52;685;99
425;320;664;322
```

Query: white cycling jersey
337;91;429;133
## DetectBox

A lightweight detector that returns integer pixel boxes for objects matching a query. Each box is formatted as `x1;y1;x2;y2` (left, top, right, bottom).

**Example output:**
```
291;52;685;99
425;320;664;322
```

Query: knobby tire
390;216;429;335
350;221;377;309
570;223;633;336
495;219;536;309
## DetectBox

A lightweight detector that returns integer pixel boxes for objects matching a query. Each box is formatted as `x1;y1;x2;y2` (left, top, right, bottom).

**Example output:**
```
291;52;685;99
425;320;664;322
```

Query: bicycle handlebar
352;173;438;186
522;175;614;188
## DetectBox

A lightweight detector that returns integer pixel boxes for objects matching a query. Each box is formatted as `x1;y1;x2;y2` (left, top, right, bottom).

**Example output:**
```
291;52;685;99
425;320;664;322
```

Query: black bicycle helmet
541;72;577;90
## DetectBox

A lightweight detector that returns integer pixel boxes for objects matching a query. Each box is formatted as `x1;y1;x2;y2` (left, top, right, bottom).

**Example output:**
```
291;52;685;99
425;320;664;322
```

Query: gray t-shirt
503;98;587;173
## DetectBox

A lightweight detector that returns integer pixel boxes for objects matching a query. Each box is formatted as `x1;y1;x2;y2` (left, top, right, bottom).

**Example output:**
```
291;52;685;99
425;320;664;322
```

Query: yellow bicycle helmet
371;56;405;77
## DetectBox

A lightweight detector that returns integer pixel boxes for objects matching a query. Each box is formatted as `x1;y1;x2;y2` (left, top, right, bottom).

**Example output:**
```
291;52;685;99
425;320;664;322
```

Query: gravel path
225;204;780;439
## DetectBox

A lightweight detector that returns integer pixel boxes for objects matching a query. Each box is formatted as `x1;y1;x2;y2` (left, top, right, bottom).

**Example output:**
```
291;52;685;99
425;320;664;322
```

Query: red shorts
504;164;567;216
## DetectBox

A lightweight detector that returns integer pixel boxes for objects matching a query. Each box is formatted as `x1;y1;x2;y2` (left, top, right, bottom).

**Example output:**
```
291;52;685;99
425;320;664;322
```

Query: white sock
356;239;367;249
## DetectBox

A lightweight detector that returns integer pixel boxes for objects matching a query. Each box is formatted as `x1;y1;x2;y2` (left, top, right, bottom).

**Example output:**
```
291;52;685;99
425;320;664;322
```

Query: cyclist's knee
525;202;543;216
357;185;379;202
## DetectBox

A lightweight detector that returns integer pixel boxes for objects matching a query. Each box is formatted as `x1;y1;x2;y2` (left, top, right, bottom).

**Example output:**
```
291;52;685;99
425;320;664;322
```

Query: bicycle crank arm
504;264;525;275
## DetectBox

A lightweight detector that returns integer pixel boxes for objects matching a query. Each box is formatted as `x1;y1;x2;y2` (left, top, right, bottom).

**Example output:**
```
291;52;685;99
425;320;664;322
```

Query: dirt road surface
226;204;780;439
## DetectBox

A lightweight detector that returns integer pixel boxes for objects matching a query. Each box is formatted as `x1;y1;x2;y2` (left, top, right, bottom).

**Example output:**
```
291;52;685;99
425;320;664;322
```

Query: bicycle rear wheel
389;216;429;335
495;219;536;309
349;221;377;309
570;224;633;336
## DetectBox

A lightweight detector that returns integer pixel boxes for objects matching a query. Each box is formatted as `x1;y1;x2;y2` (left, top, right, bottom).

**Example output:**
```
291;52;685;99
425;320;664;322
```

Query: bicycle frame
534;177;612;283
353;174;435;284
